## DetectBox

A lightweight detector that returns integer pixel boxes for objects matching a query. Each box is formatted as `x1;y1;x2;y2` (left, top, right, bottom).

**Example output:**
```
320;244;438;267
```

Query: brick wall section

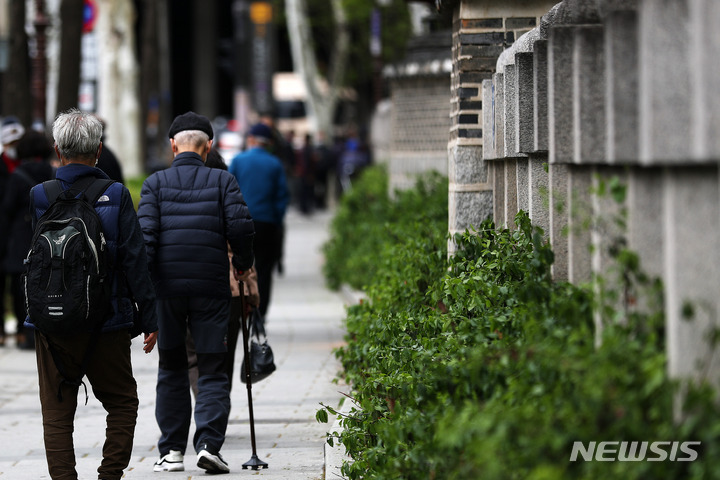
451;17;537;143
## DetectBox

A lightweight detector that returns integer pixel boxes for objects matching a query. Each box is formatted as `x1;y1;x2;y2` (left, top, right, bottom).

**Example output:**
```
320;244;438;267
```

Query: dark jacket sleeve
117;188;158;334
137;174;160;269
223;173;255;271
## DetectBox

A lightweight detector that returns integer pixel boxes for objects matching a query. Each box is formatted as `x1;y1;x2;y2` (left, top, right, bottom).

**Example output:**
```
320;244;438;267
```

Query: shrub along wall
320;167;720;479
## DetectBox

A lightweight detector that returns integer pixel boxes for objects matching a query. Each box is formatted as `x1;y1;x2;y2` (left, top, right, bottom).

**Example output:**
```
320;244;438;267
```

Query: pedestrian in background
0;129;55;350
186;149;261;397
95;118;125;184
138;112;255;475
0;116;25;347
26;109;158;480
229;123;289;318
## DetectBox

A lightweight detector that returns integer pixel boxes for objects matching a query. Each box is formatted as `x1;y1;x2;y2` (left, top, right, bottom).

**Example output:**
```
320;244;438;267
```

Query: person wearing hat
1;116;25;175
138;111;255;475
0;129;54;350
229;123;290;319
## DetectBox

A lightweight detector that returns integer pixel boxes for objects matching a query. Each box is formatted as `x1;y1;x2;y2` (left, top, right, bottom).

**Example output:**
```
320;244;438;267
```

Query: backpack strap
43;176;114;206
79;177;115;205
42;179;64;205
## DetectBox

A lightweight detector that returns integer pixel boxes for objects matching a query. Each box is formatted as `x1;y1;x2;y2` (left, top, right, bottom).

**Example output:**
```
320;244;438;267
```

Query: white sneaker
153;449;184;472
197;449;230;474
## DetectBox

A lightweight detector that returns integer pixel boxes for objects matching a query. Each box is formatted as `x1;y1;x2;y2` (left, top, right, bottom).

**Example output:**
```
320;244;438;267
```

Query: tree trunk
2;0;32;125
140;0;172;171
96;0;142;177
284;0;349;137
56;0;83;113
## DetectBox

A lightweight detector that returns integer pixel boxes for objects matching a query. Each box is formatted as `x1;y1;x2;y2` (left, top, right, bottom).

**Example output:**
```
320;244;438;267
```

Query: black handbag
240;308;276;383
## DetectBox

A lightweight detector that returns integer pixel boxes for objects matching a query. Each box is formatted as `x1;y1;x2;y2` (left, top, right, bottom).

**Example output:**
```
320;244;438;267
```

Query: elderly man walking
138;112;255;474
26;108;158;480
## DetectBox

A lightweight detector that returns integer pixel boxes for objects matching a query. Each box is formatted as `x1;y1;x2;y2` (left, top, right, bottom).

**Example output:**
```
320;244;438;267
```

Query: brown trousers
35;329;138;480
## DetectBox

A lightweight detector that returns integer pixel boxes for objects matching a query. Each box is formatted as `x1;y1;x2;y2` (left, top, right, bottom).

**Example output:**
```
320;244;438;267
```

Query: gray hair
173;130;210;149
52;108;103;159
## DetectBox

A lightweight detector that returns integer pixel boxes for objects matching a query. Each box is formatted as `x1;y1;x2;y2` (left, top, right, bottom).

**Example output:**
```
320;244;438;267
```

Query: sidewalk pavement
0;208;351;479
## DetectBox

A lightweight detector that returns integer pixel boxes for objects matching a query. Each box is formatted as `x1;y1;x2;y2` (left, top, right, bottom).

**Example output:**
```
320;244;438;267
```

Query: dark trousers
253;221;281;317
0;272;5;336
155;296;231;456
187;296;243;395
36;329;137;480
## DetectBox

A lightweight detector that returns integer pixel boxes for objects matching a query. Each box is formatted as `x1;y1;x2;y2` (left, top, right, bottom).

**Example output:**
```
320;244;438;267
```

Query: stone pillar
548;25;575;164
448;13;505;250
515;52;535;154
664;167;720;391
482;79;496;160
494;72;505;158
605;9;639;163
503;64;517;158
504;158;518;227
638;0;691;163
528;154;550;237
549;163;569;281
517;157;530;213
448;143;493;237
493;160;506;227
690;0;720;159
568;166;593;283
533;39;549;153
573;25;605;164
627;168;664;282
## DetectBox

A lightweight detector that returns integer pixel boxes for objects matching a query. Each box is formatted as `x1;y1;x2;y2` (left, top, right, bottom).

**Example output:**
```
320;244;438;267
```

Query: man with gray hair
138;111;255;474
26;108;159;480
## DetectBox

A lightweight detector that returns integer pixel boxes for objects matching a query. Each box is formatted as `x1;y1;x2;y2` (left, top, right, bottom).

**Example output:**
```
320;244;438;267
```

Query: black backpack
23;176;115;403
23;176;115;335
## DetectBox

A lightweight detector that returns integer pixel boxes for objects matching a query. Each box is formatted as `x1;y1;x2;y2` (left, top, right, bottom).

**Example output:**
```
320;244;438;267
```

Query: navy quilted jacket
137;152;255;298
27;163;158;334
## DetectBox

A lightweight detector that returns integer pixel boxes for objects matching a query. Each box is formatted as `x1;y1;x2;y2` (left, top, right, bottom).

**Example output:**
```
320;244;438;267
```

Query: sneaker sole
197;455;229;474
153;463;184;472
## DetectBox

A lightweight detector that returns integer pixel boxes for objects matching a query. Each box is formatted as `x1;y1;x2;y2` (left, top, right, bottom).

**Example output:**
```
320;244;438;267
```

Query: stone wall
447;0;558;245
475;0;720;388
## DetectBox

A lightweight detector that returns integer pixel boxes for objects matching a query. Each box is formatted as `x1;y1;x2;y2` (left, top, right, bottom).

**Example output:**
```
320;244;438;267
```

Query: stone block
590;167;628;314
449;189;494;233
503;64;517;158
573;25;606;164
517;158;530;213
664;167;720;391
450;144;488;184
548;26;575;164
533;40;549;152
605;9;639;163
493;161;506;228
568;166;593;283
549;162;569;281
529;154;550;238
638;0;692;164
494;72;505;159
482;79;496;160
690;0;720;160
505;159;519;227
627;167;663;281
515;52;535;154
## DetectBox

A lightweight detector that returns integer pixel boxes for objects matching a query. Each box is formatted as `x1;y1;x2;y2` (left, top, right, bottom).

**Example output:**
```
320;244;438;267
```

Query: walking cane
239;281;269;470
